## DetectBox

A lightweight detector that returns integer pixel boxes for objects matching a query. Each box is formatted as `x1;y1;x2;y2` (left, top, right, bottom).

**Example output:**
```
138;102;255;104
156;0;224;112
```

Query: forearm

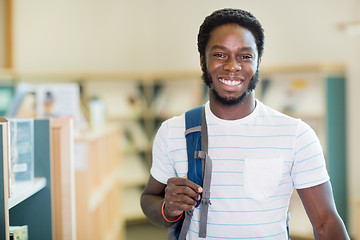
297;182;350;240
140;193;179;228
314;215;350;240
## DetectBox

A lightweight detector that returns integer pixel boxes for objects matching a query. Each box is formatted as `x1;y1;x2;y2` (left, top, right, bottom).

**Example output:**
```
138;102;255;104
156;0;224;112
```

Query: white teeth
219;78;242;86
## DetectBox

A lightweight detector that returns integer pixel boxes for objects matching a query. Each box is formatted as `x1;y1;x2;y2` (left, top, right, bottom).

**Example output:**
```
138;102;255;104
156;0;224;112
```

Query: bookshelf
74;124;124;240
0;118;53;240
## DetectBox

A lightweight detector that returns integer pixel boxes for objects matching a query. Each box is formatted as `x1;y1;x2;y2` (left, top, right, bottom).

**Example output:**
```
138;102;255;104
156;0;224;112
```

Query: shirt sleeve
291;121;330;189
150;120;177;184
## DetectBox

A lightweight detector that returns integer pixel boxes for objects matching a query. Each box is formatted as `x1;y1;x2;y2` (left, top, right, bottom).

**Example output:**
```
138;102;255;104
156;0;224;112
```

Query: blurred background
0;0;359;239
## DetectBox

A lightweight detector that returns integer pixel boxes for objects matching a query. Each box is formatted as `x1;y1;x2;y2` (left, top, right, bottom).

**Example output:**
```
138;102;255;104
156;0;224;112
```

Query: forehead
206;23;257;51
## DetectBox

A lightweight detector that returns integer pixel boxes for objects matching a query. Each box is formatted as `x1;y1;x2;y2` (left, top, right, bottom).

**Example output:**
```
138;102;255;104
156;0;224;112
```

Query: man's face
202;24;260;106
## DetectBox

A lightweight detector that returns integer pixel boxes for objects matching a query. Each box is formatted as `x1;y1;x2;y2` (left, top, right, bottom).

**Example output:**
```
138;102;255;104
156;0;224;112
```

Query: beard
202;65;260;106
211;86;250;106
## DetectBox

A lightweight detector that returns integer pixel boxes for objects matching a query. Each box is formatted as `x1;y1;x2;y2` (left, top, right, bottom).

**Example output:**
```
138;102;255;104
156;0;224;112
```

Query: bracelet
161;201;184;223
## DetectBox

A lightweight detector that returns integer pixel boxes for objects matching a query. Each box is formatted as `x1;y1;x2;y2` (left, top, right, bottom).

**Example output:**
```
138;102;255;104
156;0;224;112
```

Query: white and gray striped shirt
151;100;329;240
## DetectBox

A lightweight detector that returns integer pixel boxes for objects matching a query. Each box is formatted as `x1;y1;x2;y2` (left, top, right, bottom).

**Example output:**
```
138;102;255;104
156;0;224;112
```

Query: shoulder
158;105;205;132
156;113;186;138
256;100;317;136
256;100;301;124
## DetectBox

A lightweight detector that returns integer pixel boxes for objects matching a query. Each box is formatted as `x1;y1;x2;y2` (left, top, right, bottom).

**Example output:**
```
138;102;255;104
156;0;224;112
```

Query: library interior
0;1;359;239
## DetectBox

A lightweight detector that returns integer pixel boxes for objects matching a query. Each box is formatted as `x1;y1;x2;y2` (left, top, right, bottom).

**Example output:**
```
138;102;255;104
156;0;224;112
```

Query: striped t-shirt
151;100;329;240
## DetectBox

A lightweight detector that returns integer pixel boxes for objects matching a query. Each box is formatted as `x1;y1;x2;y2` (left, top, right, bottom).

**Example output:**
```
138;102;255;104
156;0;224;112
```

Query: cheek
243;64;257;76
207;61;222;74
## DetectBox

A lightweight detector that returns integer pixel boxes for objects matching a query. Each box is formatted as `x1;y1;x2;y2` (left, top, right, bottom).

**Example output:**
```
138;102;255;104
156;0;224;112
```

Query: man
141;8;349;239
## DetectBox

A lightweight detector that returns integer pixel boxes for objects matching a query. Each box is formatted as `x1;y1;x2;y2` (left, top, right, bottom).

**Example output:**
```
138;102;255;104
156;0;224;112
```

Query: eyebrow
210;45;256;53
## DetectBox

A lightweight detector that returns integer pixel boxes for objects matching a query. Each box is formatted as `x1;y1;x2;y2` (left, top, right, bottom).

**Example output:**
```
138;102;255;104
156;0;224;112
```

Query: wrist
161;201;183;223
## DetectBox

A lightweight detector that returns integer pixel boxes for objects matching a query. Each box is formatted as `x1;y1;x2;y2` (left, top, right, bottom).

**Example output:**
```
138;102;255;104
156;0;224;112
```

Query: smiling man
141;8;349;240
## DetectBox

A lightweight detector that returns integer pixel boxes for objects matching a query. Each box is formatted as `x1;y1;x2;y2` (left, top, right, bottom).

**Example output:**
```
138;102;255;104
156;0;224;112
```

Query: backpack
171;106;212;240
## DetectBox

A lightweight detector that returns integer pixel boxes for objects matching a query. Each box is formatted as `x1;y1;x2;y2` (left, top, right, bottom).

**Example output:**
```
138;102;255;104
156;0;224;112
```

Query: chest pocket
243;158;283;202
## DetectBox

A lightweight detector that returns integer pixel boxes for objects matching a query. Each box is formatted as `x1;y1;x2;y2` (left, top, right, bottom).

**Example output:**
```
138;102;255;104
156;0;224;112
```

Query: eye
213;53;226;59
239;55;253;61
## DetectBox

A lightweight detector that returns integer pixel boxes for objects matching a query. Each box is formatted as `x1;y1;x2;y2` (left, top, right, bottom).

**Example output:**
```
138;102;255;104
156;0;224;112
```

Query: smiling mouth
218;77;244;86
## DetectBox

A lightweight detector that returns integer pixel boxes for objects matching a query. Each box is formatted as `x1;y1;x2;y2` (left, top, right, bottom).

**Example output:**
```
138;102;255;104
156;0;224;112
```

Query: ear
257;57;262;68
200;55;205;69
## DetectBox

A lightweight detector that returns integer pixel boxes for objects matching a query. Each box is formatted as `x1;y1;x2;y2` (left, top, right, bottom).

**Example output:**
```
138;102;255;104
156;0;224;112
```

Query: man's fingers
167;177;203;194
166;181;201;201
164;199;195;217
164;177;203;216
166;192;198;206
169;185;200;199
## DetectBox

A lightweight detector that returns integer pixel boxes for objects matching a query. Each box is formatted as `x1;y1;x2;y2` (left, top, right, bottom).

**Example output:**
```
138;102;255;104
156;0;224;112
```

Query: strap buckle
194;150;206;159
201;198;211;205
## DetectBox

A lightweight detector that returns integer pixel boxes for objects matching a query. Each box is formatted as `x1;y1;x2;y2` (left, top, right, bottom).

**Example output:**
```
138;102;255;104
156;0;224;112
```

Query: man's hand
164;177;203;218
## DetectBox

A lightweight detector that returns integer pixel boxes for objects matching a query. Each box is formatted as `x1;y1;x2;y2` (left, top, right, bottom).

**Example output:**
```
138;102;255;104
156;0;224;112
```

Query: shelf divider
8;177;47;209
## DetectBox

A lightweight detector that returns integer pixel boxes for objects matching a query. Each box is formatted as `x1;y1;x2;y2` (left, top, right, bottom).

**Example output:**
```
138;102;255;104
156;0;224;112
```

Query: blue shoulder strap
175;105;213;240
185;106;203;189
172;106;203;240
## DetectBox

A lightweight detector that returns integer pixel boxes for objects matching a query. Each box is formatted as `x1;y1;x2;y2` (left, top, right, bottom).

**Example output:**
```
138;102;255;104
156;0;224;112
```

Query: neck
209;91;256;120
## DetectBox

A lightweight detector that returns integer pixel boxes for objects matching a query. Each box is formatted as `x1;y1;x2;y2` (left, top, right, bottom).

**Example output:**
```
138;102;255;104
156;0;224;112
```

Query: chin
211;88;250;106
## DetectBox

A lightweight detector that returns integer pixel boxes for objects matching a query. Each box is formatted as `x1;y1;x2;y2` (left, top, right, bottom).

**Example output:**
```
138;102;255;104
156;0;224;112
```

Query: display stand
0;118;53;240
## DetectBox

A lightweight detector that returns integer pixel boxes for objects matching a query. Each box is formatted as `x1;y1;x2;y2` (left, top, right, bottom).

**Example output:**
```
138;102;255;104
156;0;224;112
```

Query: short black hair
197;8;265;59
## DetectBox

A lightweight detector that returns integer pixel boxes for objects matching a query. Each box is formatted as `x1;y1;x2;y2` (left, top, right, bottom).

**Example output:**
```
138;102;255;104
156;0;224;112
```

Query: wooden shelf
75;124;124;240
50;118;76;240
9;177;46;209
88;166;121;212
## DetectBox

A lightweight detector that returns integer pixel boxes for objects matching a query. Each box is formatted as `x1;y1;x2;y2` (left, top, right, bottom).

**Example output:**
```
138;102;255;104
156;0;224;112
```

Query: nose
223;58;241;72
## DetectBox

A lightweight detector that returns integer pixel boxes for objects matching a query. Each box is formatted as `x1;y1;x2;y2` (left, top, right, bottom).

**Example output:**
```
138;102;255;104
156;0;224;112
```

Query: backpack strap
184;106;203;188
197;107;212;238
178;106;212;239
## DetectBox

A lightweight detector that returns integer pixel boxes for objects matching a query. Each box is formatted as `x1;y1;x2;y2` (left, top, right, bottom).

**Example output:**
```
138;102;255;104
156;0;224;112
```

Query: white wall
12;0;360;234
12;0;360;71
